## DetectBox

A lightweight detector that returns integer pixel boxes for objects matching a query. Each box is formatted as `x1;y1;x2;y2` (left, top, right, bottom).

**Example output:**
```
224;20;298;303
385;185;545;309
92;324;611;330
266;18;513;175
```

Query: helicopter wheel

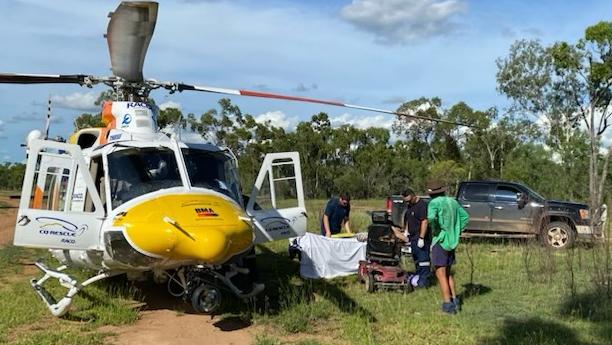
191;283;222;314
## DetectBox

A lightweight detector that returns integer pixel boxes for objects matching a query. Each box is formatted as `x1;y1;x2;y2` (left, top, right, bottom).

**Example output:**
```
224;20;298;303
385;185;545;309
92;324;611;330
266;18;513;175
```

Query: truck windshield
182;149;242;204
107;147;183;208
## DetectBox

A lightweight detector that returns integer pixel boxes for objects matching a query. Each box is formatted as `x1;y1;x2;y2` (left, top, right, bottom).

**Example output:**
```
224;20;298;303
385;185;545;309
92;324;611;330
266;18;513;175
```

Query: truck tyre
541;221;575;250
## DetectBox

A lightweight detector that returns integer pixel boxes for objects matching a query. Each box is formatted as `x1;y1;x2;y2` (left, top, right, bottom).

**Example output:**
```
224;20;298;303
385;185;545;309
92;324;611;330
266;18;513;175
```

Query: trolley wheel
191;283;222;314
365;272;376;293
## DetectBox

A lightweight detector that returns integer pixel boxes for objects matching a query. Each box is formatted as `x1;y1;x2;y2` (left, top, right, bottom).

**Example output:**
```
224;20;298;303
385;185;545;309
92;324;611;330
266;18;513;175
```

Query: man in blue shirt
320;193;352;237
392;188;431;288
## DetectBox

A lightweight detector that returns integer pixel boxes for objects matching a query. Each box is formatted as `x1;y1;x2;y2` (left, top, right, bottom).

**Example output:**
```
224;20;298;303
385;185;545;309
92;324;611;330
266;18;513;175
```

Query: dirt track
0;196;18;246
105;310;255;345
0;196;256;345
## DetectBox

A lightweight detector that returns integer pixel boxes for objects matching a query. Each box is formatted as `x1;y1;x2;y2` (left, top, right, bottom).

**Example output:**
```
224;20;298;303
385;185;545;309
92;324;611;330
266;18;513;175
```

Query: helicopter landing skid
30;260;121;317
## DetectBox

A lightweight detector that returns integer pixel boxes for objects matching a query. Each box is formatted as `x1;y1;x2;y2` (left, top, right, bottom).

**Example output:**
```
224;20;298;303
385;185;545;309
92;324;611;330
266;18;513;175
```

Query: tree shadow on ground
58;242;376;330
478;317;581;345
559;289;612;343
255;244;377;322
460;283;492;301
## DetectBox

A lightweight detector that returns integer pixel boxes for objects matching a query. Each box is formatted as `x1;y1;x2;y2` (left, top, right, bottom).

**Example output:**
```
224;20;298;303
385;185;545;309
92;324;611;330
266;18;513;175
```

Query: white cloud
382;96;407;105
159;101;182;111
293;83;318;92
5;112;43;124
50;92;98;111
330;112;395;130
340;0;467;44
255;111;298;130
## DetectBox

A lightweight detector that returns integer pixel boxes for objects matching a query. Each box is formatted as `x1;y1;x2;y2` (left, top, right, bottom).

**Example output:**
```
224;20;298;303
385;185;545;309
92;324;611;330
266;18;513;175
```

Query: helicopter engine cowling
102;101;159;135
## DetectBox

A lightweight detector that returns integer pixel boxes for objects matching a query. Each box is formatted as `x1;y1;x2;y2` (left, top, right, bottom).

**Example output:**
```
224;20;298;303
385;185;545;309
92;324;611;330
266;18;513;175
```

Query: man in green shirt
426;180;469;314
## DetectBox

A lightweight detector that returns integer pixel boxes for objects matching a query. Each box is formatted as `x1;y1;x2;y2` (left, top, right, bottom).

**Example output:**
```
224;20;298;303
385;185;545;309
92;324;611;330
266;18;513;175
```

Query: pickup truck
387;180;606;250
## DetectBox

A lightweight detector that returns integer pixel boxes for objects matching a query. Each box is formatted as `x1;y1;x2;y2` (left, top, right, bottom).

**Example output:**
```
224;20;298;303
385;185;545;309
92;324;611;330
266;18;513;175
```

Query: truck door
246;152;307;243
457;182;493;231
14;140;105;250
490;183;533;233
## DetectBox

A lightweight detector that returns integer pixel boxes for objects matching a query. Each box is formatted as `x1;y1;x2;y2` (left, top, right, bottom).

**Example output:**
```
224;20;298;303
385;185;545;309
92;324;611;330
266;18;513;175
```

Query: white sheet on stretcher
292;233;366;279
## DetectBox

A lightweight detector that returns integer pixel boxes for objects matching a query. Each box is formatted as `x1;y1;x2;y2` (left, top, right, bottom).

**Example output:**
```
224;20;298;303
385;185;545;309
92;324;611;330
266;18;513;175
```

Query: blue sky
0;0;610;162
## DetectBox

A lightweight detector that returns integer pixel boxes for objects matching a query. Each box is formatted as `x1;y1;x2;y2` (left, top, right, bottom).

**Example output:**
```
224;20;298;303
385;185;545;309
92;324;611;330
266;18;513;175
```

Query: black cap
401;188;415;197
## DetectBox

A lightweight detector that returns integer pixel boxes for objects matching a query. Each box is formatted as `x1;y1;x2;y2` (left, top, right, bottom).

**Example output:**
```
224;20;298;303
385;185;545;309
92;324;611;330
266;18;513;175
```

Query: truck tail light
386;197;392;214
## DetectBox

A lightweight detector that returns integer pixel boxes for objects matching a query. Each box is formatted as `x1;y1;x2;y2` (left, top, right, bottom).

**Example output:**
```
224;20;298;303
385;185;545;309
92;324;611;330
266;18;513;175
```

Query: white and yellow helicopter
1;1;470;317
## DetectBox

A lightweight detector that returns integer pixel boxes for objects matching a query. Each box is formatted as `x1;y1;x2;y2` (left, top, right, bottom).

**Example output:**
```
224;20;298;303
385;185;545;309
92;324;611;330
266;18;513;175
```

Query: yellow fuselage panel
114;194;253;264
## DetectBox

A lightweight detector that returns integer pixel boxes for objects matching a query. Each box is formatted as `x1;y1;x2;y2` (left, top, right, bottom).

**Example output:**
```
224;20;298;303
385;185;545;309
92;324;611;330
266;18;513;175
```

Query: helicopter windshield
182;148;242;204
108;147;183;208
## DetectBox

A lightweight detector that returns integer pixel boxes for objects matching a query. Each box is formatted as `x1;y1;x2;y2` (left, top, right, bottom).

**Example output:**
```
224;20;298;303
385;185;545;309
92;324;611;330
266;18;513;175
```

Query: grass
0;199;610;345
0;246;140;344
248;199;612;345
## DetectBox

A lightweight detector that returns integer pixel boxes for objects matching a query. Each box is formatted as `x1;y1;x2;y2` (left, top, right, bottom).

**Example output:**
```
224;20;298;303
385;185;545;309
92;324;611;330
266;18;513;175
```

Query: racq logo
195;207;218;217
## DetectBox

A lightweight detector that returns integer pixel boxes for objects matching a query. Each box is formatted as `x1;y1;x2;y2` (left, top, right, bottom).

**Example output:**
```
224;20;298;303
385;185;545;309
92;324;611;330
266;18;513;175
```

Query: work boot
452;296;461;311
442;302;457;315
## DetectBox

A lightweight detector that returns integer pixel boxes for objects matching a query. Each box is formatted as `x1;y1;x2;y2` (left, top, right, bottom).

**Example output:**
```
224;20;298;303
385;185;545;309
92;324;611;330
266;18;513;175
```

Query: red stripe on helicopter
239;90;345;107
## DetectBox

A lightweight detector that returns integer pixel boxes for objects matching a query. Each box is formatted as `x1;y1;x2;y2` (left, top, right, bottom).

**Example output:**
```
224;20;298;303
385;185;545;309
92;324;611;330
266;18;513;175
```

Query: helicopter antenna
44;95;51;140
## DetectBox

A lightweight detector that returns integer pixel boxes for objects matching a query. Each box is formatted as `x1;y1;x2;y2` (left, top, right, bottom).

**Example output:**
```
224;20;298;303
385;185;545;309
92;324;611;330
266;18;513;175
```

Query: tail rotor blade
173;83;476;128
106;1;158;82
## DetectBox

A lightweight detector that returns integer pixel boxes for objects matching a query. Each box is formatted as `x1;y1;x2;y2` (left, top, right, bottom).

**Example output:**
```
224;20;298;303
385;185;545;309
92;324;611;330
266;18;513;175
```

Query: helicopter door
246;152;307;243
14;140;104;250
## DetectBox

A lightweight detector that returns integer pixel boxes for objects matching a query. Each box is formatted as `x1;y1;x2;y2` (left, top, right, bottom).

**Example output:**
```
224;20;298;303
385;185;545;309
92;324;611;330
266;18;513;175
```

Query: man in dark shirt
320;193;352;237
392;188;431;288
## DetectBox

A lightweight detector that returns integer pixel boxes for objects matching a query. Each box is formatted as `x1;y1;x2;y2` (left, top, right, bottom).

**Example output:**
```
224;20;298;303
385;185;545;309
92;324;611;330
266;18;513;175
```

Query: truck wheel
541;221;575;250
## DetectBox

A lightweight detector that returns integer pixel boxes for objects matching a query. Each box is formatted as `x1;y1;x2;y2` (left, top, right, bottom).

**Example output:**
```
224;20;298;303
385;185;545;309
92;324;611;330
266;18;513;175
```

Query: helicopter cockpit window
182;149;242;204
107;147;182;208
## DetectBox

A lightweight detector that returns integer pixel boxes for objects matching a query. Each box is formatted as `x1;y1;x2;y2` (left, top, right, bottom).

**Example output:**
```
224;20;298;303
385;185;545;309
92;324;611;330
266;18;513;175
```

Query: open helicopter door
247;152;307;243
14;140;104;250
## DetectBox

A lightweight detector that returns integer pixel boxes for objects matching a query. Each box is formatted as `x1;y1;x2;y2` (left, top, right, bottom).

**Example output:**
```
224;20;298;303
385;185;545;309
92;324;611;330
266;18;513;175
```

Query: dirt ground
104;310;256;345
0;195;257;345
0;196;18;246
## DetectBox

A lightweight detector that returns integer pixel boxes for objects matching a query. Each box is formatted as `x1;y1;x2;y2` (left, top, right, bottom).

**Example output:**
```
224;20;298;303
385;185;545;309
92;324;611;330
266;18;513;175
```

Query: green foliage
74;113;105;130
0;163;25;189
157;107;183;129
496;21;612;215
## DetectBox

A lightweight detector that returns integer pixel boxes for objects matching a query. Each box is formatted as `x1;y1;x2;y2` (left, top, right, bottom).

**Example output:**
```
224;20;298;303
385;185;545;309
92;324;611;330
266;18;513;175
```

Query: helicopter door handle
494;206;504;210
18;215;31;226
462;204;471;208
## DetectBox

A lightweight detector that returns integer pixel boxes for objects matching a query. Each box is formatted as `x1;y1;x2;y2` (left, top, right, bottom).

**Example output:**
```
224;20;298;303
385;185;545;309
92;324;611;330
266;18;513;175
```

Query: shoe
452;297;461;311
442;302;457;315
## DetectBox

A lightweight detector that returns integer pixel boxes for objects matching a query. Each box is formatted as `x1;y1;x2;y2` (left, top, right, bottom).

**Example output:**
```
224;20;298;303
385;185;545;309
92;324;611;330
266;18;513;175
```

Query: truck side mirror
517;193;527;209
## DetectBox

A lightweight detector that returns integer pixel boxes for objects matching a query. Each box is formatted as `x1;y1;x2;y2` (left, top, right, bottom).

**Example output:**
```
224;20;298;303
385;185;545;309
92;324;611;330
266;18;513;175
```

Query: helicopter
0;1;472;317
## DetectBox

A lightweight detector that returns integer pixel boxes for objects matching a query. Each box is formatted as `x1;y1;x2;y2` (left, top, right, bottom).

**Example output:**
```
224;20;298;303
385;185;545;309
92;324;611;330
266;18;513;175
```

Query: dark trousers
409;237;431;287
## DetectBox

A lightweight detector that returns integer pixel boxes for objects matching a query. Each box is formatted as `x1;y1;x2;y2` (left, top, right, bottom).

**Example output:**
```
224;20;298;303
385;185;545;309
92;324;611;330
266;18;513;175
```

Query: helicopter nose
113;193;253;264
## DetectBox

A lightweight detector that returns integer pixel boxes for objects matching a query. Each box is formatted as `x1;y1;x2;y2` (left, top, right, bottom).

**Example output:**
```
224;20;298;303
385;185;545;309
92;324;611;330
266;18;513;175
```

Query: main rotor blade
0;73;91;85
174;83;476;127
106;1;158;82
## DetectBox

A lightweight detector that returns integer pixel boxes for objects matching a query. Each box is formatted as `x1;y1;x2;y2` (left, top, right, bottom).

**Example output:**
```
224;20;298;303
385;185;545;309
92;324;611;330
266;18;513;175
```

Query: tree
158;107;183;129
497;22;612;223
73;113;104;130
